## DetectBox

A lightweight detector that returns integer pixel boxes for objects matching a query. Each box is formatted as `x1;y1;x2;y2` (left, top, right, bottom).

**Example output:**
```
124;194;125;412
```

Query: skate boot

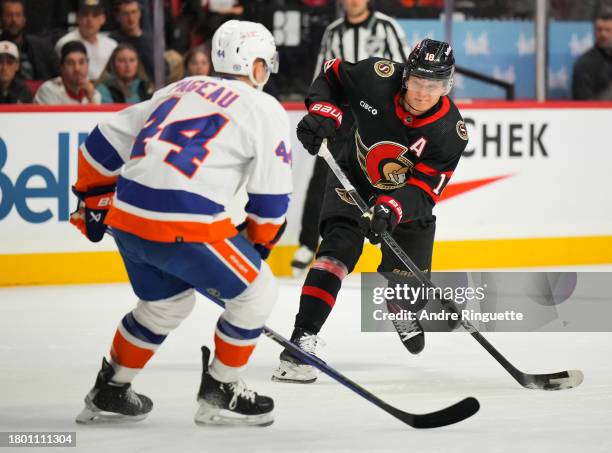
387;300;425;354
291;245;315;278
75;358;153;424
272;328;324;384
195;346;274;427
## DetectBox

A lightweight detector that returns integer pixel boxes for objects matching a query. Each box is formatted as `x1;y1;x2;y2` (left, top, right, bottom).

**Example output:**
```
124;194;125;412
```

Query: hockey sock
295;256;348;334
107;290;196;383
210;316;263;383
109;312;167;383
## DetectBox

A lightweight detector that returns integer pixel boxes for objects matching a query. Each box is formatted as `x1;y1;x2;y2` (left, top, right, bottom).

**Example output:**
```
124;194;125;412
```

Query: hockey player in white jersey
71;20;292;427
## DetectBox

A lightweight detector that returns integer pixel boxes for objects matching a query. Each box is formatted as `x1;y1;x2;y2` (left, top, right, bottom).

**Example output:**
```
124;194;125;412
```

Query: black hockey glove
70;185;116;242
296;102;342;155
368;196;403;245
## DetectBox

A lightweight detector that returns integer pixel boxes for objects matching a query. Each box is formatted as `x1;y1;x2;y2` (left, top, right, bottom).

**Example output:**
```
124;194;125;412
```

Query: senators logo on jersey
373;60;395;78
355;132;414;190
456;120;468;140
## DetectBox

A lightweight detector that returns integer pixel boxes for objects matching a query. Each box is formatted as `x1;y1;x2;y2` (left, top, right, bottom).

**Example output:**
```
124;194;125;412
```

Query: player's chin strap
316;139;583;392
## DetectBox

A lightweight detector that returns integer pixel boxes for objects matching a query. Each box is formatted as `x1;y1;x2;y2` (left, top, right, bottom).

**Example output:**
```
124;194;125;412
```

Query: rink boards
0;102;611;285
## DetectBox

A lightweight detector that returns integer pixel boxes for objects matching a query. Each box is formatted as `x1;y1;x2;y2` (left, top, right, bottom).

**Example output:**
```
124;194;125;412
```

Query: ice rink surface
1;272;611;453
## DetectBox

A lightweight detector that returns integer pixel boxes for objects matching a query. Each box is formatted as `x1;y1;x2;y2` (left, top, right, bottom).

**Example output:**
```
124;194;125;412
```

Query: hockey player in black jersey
273;39;469;383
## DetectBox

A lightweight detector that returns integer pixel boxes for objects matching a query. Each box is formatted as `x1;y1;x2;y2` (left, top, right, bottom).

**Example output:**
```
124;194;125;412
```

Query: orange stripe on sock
110;329;155;369
210;240;258;283
214;334;256;368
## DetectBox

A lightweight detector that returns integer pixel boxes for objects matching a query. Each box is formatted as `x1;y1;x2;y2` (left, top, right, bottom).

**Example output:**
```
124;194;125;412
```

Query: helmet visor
268;51;279;74
405;74;453;96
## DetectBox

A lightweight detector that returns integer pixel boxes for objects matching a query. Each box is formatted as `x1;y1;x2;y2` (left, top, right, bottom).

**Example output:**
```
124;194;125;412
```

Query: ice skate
387;300;425;354
195;346;274;427
291;245;315;278
75;358;153;424
272;328;324;384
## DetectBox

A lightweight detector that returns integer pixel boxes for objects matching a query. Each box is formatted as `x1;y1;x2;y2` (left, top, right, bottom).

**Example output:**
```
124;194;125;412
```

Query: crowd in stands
0;0;611;105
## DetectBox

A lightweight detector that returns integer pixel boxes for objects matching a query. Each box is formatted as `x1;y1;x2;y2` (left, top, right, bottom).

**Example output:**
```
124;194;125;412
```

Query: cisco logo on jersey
0;133;82;223
360;100;378;116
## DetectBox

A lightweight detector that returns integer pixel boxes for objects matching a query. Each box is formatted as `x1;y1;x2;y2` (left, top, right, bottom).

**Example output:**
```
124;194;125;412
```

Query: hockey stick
200;291;479;429
317;140;583;391
101;229;478;428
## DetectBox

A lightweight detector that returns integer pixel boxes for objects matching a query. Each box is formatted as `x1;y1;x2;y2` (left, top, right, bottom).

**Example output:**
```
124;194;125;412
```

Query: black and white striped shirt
314;10;410;78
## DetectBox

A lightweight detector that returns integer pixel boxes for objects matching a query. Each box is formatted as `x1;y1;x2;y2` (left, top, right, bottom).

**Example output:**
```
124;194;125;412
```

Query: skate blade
75;406;148;425
271;375;317;384
271;361;318;384
194;401;273;427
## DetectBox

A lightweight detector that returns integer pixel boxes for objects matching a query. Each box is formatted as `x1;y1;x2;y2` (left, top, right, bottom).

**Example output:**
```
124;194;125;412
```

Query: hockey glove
368;196;403;245
70;185;115;242
237;219;288;260
296;102;342;155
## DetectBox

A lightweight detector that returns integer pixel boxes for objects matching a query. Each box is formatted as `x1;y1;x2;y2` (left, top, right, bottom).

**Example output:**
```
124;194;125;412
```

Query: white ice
1;272;611;453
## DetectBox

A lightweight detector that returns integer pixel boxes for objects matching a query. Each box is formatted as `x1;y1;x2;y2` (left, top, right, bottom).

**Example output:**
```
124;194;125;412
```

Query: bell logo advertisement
0;133;77;224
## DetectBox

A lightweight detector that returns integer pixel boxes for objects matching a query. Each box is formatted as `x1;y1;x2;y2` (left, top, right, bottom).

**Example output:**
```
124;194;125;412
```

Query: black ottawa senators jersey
306;57;468;221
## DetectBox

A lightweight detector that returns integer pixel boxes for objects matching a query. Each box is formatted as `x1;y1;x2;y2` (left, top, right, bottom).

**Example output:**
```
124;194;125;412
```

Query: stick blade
521;369;584;391
390;397;480;429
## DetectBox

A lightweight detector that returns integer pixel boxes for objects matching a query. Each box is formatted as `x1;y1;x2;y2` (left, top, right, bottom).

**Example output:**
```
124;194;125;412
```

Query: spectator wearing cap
34;41;101;104
573;8;612;100
0;40;32;103
110;0;154;80
0;0;59;80
54;0;117;80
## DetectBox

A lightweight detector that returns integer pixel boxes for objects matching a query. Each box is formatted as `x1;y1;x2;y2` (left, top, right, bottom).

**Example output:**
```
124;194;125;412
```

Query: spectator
0;40;32;103
572;8;612;100
183;45;211;76
34;41;101;104
164;48;184;83
55;0;117;80
0;0;59;80
96;43;152;103
110;0;154;80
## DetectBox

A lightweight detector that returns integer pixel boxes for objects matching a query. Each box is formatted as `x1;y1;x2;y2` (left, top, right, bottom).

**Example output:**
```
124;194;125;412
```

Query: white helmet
211;20;279;89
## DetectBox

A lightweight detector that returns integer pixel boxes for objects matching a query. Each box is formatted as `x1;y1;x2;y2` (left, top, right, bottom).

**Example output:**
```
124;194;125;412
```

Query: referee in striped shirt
292;0;411;276
314;0;410;78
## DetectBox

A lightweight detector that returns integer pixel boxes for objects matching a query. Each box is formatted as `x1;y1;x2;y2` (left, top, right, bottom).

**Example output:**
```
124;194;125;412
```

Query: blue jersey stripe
116;177;225;215
216;318;263;340
227;235;261;269
85;126;124;172
245;193;290;219
122;312;167;345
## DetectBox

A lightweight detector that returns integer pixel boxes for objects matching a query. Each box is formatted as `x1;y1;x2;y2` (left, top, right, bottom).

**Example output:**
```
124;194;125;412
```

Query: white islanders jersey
76;76;293;244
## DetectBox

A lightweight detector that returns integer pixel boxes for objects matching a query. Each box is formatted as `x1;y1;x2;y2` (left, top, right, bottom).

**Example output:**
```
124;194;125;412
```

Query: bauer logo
0;132;86;223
